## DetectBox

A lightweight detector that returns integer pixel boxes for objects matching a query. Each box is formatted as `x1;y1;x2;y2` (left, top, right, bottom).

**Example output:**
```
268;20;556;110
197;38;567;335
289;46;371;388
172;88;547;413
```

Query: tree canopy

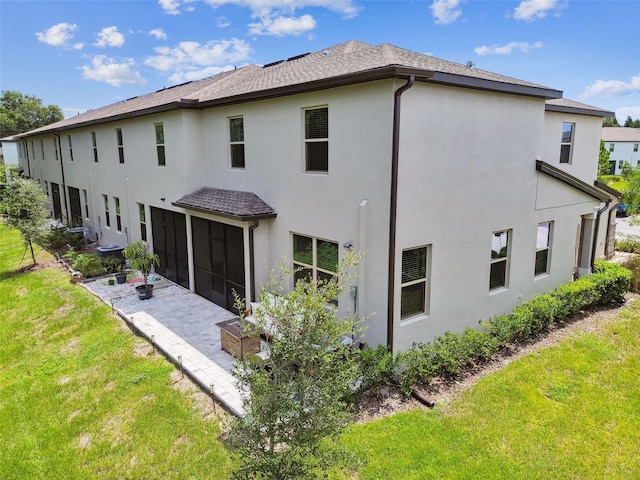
0;178;50;265
0;90;63;138
624;116;640;128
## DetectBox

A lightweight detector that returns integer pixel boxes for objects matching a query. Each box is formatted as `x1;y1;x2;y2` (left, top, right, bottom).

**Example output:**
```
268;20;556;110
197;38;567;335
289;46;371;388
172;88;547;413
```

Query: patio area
81;275;246;416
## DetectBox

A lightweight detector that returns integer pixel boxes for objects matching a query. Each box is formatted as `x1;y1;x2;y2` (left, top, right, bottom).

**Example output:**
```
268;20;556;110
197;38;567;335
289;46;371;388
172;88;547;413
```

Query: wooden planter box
216;319;260;360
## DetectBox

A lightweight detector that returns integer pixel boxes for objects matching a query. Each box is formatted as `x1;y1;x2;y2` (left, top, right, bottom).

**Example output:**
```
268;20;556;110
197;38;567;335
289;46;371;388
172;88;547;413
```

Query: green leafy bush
356;345;397;393
71;253;105;278
36;226;85;251
615;236;640;254
621;255;640;292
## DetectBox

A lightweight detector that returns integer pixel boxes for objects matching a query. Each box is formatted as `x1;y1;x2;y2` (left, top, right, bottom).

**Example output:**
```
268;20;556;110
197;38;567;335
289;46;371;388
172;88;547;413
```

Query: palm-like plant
123;240;159;293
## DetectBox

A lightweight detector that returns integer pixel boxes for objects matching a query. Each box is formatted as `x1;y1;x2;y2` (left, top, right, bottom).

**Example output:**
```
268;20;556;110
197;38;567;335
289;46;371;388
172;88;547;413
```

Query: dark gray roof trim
545;98;614;118
429;72;561;99
172;187;277;221
535;160;611;202
594;180;622;198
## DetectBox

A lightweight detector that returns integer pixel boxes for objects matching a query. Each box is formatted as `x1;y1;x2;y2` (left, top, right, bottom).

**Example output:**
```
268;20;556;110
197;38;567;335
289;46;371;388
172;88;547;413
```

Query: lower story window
138;203;147;241
535;222;552;276
490;230;510;290
293;233;338;287
401;246;429;319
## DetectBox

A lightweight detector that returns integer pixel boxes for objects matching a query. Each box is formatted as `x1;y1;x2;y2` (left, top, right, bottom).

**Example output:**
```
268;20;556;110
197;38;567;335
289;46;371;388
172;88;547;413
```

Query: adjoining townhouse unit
16;41;618;352
602;126;640;174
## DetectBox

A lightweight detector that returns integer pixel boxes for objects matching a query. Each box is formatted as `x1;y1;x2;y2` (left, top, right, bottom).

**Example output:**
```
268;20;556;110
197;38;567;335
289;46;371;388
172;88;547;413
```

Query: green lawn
2;222;639;479
340;310;640;479
0;224;233;479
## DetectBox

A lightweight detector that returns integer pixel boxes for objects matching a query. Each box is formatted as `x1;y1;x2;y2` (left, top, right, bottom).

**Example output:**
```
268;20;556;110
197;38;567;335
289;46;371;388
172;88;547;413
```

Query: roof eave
535;160;612;202
171;201;278;221
428;72;562;99
545;104;614;118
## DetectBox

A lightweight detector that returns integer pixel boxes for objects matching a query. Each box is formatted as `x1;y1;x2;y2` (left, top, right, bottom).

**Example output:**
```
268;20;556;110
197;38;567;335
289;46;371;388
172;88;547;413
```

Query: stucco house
15;40;618;352
601;126;640;174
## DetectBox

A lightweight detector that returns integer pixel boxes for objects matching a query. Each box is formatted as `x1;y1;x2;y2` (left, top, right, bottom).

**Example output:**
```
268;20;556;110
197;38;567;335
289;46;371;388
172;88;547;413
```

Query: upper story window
293;234;338;287
91;132;98;163
116;128;125;164
103;194;110;227
67;135;74;162
304;106;328;173
535;222;552;276
40;139;45;160
155;123;165;166
609;143;615;153
634;143;639;152
54;137;59;161
401;246;430;319
559;123;574;164
229;116;245;168
490;229;511;291
30;140;35;159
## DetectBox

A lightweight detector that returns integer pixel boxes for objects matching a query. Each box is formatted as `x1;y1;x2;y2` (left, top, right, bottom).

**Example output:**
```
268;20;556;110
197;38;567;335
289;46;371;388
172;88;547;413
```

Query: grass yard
0;224;233;479
2;221;639;479
339;309;640;479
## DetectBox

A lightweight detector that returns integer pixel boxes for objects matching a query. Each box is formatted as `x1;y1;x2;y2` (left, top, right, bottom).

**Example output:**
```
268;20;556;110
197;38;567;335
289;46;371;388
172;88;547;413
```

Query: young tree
0;90;63;137
229;253;361;479
599;140;611;177
602;116;619;127
1;178;50;266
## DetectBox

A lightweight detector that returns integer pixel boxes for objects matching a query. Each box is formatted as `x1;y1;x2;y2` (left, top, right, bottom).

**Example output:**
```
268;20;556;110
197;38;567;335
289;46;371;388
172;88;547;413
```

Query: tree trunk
29;240;36;266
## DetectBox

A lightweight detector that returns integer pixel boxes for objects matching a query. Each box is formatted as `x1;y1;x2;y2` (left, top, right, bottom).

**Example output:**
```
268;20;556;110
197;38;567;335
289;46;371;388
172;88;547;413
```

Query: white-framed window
91;132;98;163
114;196;122;231
67;135;74;162
560;123;574;164
229;116;245;168
304;106;328;173
609;143;615;153
490;229;511;290
401;245;430;319
138;203;147;242
619;160;624;169
634;143;639;152
30;140;35;159
535;222;552;276
116;128;124;164
103;194;110;228
40;139;45;161
82;189;89;219
54;137;59;161
293;233;338;287
155;123;165;166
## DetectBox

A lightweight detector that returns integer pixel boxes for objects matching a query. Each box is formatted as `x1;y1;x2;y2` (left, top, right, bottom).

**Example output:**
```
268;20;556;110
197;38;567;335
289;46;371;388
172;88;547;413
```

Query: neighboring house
1;136;20;182
14;41;618;352
601;127;640;174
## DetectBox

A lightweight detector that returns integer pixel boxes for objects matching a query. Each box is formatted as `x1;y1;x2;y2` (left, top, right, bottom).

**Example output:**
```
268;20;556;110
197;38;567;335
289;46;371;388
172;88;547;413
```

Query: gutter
248;220;259;303
386;74;415;353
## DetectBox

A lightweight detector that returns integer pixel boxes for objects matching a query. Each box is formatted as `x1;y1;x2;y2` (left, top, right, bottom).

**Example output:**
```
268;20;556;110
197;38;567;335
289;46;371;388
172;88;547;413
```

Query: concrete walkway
81;277;246;416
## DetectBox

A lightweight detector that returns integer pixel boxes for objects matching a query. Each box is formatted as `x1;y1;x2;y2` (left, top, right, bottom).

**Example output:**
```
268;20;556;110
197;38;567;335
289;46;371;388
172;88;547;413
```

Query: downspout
54;134;71;224
387;75;415;352
590;200;610;270
24;140;31;178
249;219;259;303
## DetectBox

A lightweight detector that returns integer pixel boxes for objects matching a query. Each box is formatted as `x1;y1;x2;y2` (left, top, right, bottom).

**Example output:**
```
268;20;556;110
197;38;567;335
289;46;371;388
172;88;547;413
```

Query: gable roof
545;98;614;118
602;127;640;142
535;160;613;202
172;187;277;221
19;40;563;137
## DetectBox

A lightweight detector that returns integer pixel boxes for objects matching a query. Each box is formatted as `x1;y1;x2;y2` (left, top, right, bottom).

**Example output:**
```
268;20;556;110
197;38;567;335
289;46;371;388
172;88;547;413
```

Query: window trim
304;106;329;173
490;229;511;291
114;196;122;232
609;143;615;153
67;135;74;162
535;221;552;277
634;143;638;153
116;128;125;164
559;122;575;164
103;194;110;228
155;123;165;166
229;116;245;169
292;233;339;291
91;132;98;163
400;245;430;320
138;203;147;241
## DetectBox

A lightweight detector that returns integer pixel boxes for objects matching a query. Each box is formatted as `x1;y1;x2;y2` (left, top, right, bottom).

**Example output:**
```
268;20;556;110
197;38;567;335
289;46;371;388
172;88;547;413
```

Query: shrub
71;253;105;278
592;260;631;304
622;256;640;293
615;236;640;253
396;345;438;395
36;225;84;251
356;345;397;393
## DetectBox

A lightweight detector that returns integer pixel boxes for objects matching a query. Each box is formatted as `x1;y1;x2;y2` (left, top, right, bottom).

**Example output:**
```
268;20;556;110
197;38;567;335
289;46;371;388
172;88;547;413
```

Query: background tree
623;115;640;128
0;90;63;137
1;178;49;266
230;254;361;479
603;116;620;127
599;140;611;177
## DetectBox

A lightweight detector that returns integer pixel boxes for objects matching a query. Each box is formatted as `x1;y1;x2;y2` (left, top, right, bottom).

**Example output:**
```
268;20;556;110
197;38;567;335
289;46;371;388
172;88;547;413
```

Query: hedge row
388;261;631;395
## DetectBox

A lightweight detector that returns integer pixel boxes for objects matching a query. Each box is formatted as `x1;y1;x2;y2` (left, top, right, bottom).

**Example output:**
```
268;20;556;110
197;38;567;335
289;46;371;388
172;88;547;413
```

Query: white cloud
144;38;251;74
80;55;147;86
579;74;640;100
149;28;168;40
474;41;543;56
35;23;79;48
159;0;181;14
513;0;564;22
429;0;462;25
73;43;84;50
168;65;236;83
615;106;640;123
217;16;231;28
249;13;316;36
204;0;358;18
94;26;125;47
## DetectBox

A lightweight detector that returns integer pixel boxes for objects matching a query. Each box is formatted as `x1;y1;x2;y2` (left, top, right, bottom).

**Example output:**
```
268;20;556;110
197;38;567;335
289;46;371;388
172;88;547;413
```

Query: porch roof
173;187;277;221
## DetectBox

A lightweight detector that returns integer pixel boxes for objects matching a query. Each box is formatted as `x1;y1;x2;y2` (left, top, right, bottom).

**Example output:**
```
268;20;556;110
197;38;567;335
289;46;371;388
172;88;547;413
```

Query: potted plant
123;240;159;300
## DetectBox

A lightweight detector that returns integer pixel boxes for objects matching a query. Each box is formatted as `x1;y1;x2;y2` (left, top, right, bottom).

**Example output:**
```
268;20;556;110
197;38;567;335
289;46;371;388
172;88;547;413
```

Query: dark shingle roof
545;98;614;117
172;187;276;221
20;40;565;136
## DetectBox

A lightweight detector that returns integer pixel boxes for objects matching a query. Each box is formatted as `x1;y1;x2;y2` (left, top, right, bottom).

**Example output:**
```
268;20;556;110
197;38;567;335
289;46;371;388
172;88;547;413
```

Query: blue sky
1;0;638;122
